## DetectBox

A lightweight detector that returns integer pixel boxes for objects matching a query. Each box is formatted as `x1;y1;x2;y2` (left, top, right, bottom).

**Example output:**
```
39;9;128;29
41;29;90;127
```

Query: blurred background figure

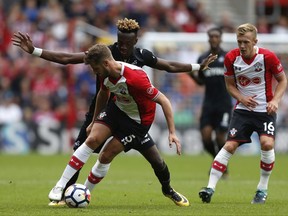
189;27;232;177
0;91;22;124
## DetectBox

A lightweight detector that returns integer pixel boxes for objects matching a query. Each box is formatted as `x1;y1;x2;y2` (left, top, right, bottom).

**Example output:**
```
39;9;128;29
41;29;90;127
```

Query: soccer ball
64;183;91;208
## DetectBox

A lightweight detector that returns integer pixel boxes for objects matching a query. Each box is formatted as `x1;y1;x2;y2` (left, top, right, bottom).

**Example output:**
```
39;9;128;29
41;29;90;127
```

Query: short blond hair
236;23;257;38
84;44;112;65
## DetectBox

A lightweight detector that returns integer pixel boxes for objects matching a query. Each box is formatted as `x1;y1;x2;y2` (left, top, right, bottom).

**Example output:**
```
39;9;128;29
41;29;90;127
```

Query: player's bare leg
84;138;123;192
141;145;189;207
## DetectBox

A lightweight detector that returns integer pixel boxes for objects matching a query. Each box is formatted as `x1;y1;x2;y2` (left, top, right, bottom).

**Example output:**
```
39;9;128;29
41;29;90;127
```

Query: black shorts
200;106;232;131
227;109;277;144
95;102;154;152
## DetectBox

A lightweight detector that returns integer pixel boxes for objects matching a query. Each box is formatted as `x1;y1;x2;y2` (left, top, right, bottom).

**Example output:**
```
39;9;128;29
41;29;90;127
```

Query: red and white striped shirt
101;62;160;125
224;46;284;112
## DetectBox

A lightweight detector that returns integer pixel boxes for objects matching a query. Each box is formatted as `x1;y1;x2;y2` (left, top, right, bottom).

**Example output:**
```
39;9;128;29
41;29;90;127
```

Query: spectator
271;16;288;34
0;91;23;124
218;11;235;33
256;17;270;33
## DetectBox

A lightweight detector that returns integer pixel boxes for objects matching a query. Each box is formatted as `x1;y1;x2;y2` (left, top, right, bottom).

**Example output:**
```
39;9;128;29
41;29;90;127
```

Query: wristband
191;63;200;71
32;47;43;57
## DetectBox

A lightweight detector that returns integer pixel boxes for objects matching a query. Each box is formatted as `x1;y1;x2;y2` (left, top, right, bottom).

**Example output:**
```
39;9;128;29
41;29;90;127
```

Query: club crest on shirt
229;128;237;137
97;111;107;120
253;62;263;72
238;75;251;86
146;86;155;95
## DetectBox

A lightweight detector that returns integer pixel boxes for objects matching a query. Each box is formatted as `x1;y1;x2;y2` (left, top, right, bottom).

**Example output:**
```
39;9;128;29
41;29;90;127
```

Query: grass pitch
0;153;287;216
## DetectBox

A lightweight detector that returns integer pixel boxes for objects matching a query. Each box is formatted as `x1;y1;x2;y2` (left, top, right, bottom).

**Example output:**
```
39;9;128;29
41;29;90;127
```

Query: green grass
0;153;287;216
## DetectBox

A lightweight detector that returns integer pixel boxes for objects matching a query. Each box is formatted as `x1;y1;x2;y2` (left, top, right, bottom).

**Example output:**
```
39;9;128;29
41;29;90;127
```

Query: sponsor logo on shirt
238;75;261;86
204;67;225;77
116;95;131;103
238;75;250;86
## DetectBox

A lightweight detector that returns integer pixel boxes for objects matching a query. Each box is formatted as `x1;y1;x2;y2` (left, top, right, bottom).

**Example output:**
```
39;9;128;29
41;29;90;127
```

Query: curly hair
116;18;140;34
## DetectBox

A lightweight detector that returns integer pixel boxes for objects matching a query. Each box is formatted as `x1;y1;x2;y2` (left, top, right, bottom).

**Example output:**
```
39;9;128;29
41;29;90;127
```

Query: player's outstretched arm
154;92;181;155
155;53;217;73
12;32;34;54
199;53;218;71
12;31;85;65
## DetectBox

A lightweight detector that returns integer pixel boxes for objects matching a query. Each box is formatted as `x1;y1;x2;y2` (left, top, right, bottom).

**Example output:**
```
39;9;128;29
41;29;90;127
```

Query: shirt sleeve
130;70;159;100
137;49;158;67
266;52;284;76
224;52;235;77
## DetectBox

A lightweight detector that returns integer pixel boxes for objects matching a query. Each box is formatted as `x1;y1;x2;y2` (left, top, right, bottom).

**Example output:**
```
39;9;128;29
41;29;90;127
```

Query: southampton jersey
224;46;284;112
89;43;158;114
101;62;160;125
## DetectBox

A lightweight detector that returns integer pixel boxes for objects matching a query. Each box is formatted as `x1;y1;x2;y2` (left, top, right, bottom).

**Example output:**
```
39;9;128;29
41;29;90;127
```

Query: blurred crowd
0;0;288;130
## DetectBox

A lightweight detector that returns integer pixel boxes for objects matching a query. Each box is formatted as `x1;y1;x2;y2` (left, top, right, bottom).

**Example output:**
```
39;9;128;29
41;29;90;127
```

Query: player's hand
240;95;258;111
168;133;181;155
12;32;35;54
200;53;218;71
266;100;278;115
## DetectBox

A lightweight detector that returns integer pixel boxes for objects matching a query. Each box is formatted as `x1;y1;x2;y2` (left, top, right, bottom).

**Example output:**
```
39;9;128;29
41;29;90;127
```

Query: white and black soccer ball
64;183;91;208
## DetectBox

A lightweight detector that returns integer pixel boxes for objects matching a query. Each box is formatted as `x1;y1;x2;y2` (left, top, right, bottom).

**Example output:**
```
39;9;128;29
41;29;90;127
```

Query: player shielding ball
199;23;287;204
12;18;216;207
47;43;189;206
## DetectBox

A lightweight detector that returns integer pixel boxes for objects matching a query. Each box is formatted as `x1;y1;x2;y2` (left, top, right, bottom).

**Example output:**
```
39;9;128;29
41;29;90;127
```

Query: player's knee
99;151;115;163
260;140;274;151
260;136;274;151
85;136;101;149
223;141;238;154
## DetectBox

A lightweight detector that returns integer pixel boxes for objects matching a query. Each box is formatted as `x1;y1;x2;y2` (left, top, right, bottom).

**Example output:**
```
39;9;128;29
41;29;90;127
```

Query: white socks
56;143;94;188
84;159;111;192
257;149;275;191
207;148;232;190
206;148;275;193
